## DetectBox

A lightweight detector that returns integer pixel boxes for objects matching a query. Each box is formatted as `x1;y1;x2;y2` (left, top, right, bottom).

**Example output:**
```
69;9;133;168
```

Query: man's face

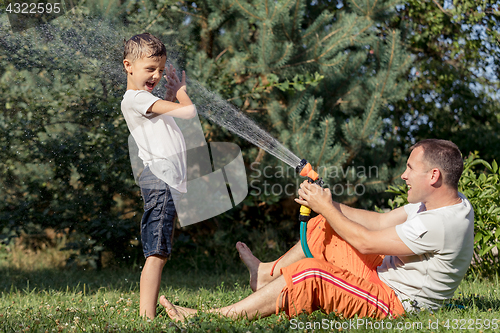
401;146;433;204
124;55;166;92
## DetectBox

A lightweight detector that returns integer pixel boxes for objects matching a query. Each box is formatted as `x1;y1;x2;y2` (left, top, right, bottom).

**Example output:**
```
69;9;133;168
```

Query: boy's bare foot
236;241;265;292
159;295;197;322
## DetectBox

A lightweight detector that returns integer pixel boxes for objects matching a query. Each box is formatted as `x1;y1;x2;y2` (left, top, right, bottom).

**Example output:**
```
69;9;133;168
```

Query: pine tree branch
318;18;372;62
262;23;268;68
245;108;268;113
298;98;318;135
342;128;357;165
291;0;301;40
319;27;342;44
361;93;379;138
282;21;292;41
324;148;345;166
317;119;330;165
254;148;266;164
289;19;351;66
318;20;357;60
272;120;284;129
285;24;341;67
380;30;396;100
269;0;292;22
360;30;397;137
116;209;141;218
144;1;170;31
335;82;361;107
272;43;292;68
302;16;337;40
286;90;308;116
350;0;365;16
176;9;207;22
226;93;254;102
334;98;351;107
279;58;316;69
294;140;305;161
215;48;228;62
318;57;344;68
233;0;263;20
431;0;452;17
362;179;386;187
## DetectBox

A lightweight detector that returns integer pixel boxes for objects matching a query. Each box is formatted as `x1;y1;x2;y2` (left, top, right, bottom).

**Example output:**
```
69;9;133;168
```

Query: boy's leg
140;255;168;318
138;166;177;319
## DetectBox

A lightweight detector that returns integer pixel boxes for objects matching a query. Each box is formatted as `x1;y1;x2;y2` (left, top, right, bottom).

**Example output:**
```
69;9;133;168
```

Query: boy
121;32;196;319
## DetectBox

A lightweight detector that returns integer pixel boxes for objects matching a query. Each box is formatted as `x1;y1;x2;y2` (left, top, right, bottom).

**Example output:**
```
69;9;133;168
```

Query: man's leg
236;214;332;291
160;275;287;321
237;241;305;291
140;255;168;319
279;258;404;319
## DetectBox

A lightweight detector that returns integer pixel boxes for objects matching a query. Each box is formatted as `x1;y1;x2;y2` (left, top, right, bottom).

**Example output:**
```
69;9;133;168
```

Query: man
160;139;474;321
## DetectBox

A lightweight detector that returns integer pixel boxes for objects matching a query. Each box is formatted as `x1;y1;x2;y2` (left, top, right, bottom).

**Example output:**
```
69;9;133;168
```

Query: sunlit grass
1;241;500;332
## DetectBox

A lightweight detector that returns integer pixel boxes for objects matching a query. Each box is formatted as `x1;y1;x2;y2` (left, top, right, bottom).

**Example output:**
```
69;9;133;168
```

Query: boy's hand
163;64;179;102
163;64;187;102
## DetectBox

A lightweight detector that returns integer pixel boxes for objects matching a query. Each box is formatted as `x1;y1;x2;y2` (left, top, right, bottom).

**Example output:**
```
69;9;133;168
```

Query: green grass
1;245;500;332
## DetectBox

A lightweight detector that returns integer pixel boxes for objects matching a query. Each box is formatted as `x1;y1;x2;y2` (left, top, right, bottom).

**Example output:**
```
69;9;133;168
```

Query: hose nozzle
296;159;324;258
296;159;324;186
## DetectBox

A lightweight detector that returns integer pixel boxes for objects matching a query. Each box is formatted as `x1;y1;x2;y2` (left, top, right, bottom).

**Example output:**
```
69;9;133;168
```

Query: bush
385;152;500;277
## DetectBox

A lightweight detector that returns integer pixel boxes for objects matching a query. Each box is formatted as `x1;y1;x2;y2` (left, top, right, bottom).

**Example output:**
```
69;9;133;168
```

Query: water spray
295;159;324;258
188;79;326;258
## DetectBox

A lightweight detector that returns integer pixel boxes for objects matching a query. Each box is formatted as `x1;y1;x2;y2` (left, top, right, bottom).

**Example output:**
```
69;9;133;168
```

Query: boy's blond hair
123;33;167;65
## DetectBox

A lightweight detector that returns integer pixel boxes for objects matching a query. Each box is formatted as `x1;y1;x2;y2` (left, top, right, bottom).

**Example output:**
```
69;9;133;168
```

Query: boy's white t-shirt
121;90;190;193
377;193;474;311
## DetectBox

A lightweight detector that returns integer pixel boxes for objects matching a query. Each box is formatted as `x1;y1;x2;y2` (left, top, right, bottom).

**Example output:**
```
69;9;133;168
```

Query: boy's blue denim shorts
138;166;176;259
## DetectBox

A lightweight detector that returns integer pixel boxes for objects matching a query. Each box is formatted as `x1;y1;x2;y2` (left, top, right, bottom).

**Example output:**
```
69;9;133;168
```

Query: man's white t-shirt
121;90;194;193
377;193;474;311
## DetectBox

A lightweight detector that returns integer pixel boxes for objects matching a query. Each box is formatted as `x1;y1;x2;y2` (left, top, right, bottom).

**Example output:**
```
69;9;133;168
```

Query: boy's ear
123;59;133;74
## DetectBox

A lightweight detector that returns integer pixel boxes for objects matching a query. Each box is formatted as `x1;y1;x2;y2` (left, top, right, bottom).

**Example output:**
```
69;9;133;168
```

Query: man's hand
295;180;334;215
163;64;186;102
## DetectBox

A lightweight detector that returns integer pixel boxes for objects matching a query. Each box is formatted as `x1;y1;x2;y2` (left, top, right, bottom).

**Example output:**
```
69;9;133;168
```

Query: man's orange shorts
278;215;405;319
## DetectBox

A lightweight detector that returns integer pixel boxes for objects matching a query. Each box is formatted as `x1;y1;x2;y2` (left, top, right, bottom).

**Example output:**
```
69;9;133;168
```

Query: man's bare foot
236;241;266;292
159;295;197;322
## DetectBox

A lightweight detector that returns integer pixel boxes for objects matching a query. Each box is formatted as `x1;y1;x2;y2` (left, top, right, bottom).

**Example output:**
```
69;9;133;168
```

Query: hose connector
295;159;324;259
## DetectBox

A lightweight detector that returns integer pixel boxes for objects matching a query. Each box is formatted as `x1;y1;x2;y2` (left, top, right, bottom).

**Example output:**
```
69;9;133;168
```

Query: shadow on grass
0;254;249;296
449;293;500;312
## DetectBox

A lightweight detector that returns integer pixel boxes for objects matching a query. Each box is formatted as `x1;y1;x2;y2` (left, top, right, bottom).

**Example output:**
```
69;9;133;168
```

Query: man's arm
333;202;408;230
296;181;414;256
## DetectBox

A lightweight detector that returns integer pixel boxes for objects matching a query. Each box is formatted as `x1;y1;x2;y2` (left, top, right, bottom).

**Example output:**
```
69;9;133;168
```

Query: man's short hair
411;139;463;188
123;32;167;63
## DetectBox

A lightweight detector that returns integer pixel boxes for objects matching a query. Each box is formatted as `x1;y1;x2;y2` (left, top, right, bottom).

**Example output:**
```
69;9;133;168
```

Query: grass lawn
1;243;499;332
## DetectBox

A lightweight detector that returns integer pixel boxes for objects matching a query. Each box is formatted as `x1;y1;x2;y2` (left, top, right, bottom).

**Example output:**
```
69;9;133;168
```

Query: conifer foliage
178;0;412;206
0;0;412;263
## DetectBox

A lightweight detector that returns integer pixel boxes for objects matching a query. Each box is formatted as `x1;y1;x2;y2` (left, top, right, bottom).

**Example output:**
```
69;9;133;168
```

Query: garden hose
296;159;324;258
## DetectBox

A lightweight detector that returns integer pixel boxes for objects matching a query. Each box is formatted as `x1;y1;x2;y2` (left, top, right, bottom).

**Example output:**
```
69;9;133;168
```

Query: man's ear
123;59;133;74
429;168;441;186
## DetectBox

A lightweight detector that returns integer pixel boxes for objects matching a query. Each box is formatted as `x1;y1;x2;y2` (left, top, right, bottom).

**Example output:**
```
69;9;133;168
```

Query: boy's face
123;54;166;92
